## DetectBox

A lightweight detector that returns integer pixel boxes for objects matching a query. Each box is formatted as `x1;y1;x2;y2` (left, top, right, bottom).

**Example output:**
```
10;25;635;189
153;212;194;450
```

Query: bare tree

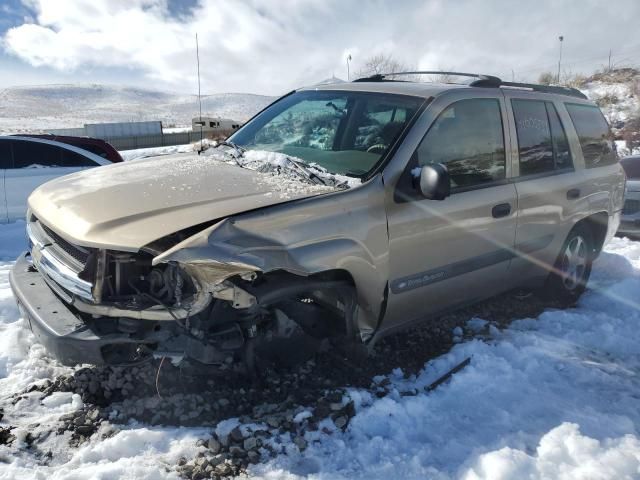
356;54;415;79
355;55;464;83
538;71;555;85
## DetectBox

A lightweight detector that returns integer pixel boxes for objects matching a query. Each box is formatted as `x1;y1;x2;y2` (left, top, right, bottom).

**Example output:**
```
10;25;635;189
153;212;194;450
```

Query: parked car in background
10;72;624;370
618;155;640;237
13;134;124;163
0;136;110;222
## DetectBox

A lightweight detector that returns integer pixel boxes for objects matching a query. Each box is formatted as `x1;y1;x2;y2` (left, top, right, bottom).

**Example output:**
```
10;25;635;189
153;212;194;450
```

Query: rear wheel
542;224;594;302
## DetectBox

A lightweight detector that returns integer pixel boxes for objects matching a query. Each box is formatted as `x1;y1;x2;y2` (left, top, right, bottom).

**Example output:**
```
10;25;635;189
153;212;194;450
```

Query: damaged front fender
149;176;390;340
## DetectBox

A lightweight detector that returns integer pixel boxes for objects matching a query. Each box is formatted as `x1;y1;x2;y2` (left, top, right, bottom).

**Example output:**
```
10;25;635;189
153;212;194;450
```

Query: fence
104;131;214;151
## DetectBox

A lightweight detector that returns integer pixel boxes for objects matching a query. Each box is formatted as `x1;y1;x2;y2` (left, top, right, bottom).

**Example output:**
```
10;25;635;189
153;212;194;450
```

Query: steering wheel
366;143;387;154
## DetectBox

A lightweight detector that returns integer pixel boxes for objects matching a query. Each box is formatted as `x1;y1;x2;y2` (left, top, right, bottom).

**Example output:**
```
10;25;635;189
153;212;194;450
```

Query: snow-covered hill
0;84;275;135
581;68;639;124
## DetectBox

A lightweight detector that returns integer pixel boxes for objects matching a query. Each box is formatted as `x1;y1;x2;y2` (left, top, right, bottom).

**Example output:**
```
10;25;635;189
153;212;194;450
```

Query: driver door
383;92;518;333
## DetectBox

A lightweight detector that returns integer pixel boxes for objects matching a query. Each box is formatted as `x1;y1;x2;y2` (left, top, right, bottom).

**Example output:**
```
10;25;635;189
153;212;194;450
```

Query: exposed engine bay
52;241;354;371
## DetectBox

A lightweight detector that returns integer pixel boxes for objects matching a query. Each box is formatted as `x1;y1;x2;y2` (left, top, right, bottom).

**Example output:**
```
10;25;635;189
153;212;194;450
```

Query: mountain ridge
0;83;276;134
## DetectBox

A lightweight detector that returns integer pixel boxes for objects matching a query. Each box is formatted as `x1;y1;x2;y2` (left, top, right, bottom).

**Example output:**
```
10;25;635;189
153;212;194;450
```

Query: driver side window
416;98;506;189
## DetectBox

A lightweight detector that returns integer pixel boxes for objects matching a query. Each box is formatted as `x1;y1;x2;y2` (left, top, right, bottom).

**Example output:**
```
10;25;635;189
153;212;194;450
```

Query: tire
542;224;594;303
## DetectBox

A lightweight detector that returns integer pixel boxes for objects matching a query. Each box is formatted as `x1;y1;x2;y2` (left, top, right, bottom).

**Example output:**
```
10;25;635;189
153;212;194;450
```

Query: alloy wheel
560;235;588;291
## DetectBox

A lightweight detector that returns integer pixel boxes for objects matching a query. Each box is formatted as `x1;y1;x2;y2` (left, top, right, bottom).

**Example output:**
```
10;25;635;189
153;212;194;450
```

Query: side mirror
418;163;450;200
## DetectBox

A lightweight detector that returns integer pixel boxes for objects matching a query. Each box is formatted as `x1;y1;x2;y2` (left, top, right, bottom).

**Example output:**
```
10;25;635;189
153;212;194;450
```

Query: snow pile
1;224;640;478
463;423;640;480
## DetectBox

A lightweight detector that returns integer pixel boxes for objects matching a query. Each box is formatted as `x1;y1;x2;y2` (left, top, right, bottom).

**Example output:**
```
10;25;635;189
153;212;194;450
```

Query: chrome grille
623;199;640;215
27;217;94;301
40;222;90;266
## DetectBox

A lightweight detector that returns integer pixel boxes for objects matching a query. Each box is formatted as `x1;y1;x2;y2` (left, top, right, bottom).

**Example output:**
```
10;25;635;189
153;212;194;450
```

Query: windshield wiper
218;140;245;157
216;140;246;165
285;157;329;186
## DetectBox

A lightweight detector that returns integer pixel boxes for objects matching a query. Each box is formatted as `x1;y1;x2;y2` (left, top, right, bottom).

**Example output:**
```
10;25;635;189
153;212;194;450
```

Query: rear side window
12;141;61;168
60;149;98;167
565;103;617;168
547;104;572;170
415;98;506;189
0;140;12;168
512;100;554;175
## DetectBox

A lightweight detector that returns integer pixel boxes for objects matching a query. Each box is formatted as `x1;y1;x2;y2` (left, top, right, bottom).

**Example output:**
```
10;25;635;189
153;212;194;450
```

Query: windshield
621;156;640;179
229;90;424;177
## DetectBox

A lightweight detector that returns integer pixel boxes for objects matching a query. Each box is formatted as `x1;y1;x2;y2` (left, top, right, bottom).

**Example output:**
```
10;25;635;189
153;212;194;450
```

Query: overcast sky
1;0;639;96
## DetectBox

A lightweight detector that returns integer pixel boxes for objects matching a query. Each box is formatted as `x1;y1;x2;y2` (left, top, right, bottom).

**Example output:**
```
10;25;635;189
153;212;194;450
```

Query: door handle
567;188;580;200
492;203;511;218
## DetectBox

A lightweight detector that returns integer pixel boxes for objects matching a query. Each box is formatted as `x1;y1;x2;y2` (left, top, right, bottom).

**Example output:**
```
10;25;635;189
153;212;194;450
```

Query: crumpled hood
29;152;334;251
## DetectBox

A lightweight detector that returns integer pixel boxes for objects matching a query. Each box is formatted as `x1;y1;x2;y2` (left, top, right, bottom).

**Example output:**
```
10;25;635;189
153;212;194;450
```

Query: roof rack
353;71;587;99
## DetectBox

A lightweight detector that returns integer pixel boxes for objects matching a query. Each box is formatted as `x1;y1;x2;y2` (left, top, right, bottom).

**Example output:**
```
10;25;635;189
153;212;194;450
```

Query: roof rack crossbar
354;71;501;85
353;70;588;99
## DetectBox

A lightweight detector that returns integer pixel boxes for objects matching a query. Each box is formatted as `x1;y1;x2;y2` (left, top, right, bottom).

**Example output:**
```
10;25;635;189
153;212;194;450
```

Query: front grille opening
40;222;91;266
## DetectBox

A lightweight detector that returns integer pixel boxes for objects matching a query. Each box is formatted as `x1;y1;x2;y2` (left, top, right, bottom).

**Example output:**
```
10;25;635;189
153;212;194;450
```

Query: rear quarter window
565;103;617;168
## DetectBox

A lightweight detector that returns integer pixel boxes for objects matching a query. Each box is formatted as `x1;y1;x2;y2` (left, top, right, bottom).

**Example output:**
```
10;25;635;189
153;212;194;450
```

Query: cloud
2;0;640;94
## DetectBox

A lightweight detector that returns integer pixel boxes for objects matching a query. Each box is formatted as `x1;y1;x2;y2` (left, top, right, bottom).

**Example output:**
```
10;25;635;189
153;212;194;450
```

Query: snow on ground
0;222;639;478
163;127;192;134
250;237;640;479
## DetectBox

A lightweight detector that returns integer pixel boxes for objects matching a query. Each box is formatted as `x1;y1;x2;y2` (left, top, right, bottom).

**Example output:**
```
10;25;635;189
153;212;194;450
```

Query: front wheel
542;224;594;303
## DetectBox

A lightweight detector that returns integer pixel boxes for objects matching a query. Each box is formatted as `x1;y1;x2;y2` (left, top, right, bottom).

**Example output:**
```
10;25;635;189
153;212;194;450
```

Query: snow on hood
202;145;362;190
28;150;348;251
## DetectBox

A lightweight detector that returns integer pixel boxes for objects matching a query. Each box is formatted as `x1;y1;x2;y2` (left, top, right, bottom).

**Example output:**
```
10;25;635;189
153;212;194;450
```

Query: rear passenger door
504;94;586;282
5;140;100;221
0;140;9;223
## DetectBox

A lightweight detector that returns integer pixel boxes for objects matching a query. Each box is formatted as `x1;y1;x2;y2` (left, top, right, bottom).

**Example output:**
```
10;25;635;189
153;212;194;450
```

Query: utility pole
346;54;352;81
196;33;203;154
557;35;564;84
608;49;612;72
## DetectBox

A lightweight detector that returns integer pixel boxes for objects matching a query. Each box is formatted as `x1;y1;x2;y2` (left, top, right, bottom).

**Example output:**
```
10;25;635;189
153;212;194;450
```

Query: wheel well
575;212;608;256
307;268;356;286
235;268;358;338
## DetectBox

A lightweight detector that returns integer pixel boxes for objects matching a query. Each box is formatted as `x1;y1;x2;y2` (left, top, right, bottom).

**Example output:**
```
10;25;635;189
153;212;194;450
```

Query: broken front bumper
9;252;148;366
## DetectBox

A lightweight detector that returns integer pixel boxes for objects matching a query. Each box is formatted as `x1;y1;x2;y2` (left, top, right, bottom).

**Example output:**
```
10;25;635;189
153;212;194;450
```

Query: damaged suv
10;72;624;371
